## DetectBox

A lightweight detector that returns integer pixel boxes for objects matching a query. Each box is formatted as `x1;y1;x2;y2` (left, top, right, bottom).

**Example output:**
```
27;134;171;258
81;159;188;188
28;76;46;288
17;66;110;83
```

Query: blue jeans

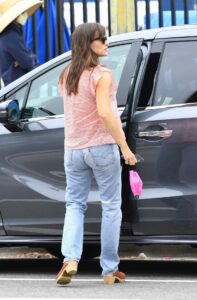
61;143;122;275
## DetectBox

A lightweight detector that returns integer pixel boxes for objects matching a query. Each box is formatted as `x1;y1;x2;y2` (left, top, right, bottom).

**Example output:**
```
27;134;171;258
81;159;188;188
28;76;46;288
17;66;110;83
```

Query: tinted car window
6;84;28;111
23;63;67;119
100;44;131;87
154;41;197;106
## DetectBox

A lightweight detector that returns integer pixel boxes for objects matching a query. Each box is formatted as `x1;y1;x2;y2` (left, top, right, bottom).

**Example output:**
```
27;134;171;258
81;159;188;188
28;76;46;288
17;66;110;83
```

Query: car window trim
132;42;152;112
151;38;197;107
20;61;70;120
145;102;197;110
116;39;143;107
21;114;65;123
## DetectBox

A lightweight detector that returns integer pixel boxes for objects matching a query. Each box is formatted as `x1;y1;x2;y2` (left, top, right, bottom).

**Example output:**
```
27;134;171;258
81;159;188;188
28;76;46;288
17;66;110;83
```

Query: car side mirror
0;99;20;125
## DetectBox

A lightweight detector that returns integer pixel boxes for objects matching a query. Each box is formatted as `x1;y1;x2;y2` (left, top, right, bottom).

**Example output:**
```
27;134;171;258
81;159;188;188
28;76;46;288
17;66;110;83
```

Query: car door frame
125;36;197;238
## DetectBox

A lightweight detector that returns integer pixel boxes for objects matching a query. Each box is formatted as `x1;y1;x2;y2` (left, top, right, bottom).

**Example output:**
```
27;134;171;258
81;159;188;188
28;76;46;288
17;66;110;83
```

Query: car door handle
120;153;144;164
137;129;173;138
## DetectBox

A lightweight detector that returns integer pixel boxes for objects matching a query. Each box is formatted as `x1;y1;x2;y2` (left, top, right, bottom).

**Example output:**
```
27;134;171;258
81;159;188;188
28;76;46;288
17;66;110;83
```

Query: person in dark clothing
0;21;39;86
0;0;43;86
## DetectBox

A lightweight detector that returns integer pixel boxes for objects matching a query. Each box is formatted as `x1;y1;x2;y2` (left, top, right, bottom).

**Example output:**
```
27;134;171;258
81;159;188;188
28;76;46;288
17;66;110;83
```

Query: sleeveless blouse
59;65;123;149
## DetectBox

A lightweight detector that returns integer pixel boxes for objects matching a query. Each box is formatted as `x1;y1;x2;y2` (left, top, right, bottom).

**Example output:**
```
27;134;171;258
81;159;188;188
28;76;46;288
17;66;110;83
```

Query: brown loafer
56;261;78;285
103;270;126;284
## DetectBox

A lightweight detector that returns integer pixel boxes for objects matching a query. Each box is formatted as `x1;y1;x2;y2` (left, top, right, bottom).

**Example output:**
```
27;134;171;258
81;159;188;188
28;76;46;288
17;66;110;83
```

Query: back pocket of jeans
90;144;115;168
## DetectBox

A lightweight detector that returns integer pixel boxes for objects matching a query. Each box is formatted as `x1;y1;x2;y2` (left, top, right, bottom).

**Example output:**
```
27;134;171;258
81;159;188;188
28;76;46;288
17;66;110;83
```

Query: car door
126;39;197;235
0;63;68;236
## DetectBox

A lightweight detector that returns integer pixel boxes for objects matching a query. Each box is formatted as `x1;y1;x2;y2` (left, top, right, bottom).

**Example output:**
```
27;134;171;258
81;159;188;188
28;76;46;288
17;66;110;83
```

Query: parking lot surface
1;256;197;299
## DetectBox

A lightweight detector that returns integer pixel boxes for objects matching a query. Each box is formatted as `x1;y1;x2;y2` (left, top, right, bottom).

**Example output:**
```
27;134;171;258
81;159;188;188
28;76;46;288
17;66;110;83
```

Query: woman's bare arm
96;71;137;165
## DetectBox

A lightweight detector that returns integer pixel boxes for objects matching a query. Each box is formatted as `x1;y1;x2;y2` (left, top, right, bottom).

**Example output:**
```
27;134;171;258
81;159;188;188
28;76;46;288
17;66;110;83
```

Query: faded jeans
61;143;122;275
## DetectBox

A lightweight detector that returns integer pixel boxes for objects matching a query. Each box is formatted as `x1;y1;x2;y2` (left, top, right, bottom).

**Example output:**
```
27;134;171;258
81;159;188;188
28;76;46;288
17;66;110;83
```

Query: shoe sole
56;264;77;285
103;275;125;285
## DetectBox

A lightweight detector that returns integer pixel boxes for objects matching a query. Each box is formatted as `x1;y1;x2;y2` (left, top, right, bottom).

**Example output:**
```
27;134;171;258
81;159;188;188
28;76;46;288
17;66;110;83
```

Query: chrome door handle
137;129;173;138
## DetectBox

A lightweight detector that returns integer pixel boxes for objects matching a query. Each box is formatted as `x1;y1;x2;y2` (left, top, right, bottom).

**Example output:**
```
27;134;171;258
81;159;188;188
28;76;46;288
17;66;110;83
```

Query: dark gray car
1;24;197;258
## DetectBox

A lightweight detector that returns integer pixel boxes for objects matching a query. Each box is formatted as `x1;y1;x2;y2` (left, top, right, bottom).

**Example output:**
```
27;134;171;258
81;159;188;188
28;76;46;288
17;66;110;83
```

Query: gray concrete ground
1;245;197;299
0;244;197;261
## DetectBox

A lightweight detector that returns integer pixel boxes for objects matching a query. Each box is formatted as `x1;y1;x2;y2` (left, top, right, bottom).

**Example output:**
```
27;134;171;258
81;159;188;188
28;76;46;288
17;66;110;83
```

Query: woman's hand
121;146;137;165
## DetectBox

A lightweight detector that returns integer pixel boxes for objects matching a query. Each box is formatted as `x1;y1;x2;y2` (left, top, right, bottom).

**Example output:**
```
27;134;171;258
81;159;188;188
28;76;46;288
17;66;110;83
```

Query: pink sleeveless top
59;65;123;149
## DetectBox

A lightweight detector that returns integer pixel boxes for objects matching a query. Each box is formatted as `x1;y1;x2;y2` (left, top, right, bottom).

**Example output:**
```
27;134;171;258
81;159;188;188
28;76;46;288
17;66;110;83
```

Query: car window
154;41;197;106
23;45;130;120
100;44;131;87
23;62;68;119
6;84;28;112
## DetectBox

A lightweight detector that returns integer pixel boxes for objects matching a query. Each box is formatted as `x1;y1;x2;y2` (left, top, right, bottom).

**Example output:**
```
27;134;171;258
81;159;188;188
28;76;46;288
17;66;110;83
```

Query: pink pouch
129;170;143;196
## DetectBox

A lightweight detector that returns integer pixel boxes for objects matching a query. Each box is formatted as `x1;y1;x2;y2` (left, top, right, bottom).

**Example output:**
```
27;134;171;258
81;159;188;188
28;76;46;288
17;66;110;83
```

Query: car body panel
0;116;102;236
127;105;197;235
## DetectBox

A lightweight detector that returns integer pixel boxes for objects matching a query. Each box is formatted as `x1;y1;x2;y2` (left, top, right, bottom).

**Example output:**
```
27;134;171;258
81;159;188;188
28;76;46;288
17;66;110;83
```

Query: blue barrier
145;10;197;29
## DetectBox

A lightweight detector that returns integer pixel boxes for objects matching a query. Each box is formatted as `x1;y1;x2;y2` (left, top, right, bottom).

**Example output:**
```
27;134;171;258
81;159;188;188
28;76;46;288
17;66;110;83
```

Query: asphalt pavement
1;257;197;299
0;245;197;299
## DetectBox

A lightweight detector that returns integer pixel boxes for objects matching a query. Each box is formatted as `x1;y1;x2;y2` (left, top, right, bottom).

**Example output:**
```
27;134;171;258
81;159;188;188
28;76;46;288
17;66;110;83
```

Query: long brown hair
59;23;106;95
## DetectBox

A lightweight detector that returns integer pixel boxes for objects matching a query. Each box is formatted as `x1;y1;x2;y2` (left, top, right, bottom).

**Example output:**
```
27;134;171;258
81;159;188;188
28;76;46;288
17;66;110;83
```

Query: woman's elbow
97;110;111;120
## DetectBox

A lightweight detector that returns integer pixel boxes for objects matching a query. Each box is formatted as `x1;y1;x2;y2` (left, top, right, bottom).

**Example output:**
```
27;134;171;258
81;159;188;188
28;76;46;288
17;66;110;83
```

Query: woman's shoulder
91;65;112;81
88;65;115;89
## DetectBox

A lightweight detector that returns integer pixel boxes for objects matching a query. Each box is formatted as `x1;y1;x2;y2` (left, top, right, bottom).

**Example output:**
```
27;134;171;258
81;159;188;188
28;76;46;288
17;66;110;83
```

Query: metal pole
32;13;38;57
145;0;150;29
108;0;111;35
55;0;59;56
82;0;88;23
70;0;75;33
171;0;176;25
95;0;100;23
58;0;65;54
158;0;163;27
134;0;138;30
44;0;50;61
184;0;189;24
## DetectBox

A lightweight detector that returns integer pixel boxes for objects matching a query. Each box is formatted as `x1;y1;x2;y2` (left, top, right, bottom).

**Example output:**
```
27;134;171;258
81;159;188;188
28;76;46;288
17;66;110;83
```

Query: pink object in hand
129;170;143;196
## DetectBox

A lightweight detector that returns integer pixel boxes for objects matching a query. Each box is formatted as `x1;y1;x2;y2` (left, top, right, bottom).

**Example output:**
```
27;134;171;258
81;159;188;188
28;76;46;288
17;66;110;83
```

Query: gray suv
0;24;197;258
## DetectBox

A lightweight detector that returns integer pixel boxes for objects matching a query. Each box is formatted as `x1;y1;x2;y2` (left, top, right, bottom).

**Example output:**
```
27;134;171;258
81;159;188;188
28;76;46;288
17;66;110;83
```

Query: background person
0;0;43;86
56;22;137;286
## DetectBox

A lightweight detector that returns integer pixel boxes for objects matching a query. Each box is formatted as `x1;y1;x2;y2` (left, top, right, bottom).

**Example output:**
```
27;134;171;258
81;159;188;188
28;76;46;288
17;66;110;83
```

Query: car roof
108;24;197;42
1;24;197;98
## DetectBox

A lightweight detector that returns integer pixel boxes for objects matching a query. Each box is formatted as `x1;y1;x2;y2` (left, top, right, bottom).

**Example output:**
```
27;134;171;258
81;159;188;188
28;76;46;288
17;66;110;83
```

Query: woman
57;23;137;285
